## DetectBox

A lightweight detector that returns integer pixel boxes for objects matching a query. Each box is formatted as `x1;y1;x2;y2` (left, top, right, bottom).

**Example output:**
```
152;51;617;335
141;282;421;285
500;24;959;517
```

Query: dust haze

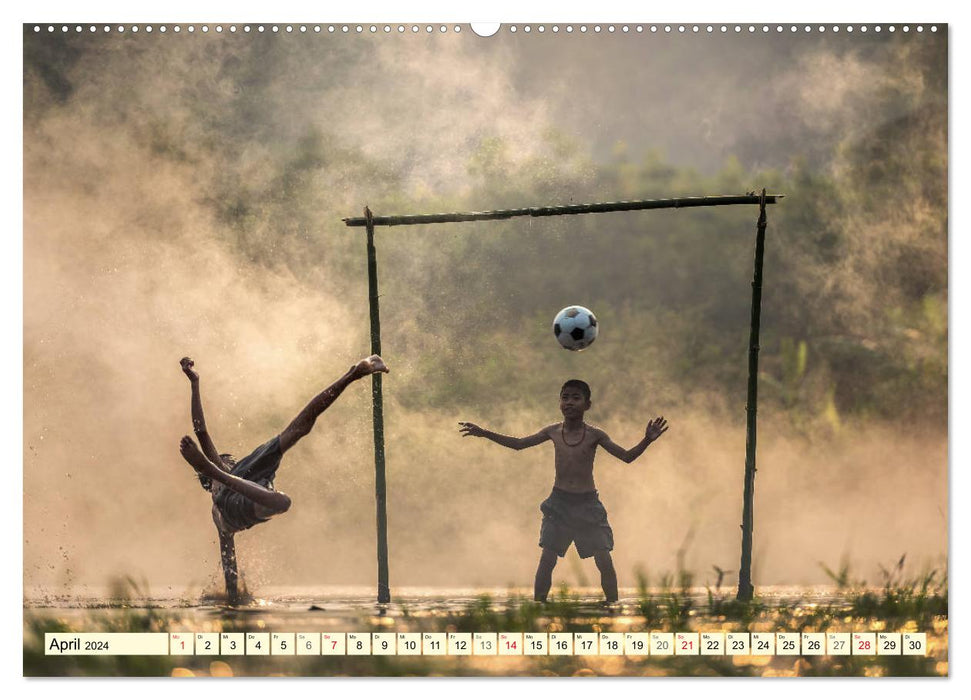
23;28;947;595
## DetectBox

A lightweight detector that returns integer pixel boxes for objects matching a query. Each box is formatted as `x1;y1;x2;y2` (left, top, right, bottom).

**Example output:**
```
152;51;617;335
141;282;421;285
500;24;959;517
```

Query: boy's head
559;379;592;417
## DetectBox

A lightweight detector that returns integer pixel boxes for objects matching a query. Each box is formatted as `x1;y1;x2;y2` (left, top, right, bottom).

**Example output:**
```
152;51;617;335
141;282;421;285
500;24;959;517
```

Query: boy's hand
458;421;486;438
645;416;668;442
180;357;199;382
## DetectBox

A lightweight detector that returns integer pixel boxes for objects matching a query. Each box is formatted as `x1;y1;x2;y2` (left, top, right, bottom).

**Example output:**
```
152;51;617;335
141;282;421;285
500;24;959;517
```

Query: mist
23;27;947;595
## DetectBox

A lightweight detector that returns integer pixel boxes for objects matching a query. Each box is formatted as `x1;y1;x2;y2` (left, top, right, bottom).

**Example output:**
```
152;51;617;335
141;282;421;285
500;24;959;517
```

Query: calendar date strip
45;631;928;657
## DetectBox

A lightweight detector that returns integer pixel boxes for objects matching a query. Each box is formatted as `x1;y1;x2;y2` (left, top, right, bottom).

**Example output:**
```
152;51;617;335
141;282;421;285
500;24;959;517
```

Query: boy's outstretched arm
181;357;223;466
458;422;552;450
598;416;669;464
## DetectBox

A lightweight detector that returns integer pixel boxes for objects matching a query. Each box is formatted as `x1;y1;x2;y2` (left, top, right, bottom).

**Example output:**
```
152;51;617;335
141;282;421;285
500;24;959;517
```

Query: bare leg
278;354;389;454
534;547;559;602
180;436;292;513
594;550;618;603
218;530;240;604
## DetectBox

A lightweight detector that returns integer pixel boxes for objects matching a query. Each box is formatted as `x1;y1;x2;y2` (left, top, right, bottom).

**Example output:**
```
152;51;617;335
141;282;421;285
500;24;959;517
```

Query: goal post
345;190;782;604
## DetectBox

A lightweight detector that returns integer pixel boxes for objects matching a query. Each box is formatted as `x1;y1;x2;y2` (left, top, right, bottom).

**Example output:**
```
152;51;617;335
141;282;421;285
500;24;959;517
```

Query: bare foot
180;435;218;477
353;354;389;378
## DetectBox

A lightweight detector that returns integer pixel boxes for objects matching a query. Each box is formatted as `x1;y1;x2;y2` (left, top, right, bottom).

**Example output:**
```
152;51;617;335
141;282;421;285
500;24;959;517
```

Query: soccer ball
553;306;598;351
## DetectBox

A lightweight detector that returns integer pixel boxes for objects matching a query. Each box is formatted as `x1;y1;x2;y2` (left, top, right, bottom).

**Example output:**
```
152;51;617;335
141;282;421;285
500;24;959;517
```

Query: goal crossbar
343;194;783;228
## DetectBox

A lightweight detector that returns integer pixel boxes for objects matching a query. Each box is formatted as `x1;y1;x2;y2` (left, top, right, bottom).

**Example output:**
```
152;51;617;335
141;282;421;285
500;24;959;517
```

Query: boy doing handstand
459;380;667;603
178;354;388;603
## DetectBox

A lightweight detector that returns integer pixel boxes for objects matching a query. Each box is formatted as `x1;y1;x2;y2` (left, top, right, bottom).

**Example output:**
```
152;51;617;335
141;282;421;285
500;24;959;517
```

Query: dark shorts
215;436;284;533
539;487;614;559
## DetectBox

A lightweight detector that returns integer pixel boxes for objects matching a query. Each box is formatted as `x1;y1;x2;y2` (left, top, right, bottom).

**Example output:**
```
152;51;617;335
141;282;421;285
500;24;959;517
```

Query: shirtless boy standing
178;354;388;603
459;379;668;603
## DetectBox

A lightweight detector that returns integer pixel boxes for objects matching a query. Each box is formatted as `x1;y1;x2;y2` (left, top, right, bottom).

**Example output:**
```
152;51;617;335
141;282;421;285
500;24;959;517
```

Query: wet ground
23;583;850;613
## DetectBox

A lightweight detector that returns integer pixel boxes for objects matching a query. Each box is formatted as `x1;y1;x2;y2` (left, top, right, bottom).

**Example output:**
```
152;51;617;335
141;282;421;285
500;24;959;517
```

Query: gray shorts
214;436;284;533
539;487;614;559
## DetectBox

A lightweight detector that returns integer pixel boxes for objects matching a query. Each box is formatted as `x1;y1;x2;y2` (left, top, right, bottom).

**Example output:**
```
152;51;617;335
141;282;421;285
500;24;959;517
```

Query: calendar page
22;13;949;680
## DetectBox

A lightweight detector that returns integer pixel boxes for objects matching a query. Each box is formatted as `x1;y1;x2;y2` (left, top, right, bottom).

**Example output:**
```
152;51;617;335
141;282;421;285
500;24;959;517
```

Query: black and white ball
553;305;598;351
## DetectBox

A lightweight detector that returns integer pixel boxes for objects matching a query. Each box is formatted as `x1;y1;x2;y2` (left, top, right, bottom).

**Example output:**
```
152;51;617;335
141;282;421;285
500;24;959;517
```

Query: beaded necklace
561;422;586;447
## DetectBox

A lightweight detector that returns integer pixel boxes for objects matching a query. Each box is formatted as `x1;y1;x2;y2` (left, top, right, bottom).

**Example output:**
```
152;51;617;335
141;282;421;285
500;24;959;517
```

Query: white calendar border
7;0;964;699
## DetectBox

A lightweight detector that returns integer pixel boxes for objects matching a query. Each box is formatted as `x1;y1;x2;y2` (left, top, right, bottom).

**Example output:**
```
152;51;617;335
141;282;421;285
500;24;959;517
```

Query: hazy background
23;26;947;596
